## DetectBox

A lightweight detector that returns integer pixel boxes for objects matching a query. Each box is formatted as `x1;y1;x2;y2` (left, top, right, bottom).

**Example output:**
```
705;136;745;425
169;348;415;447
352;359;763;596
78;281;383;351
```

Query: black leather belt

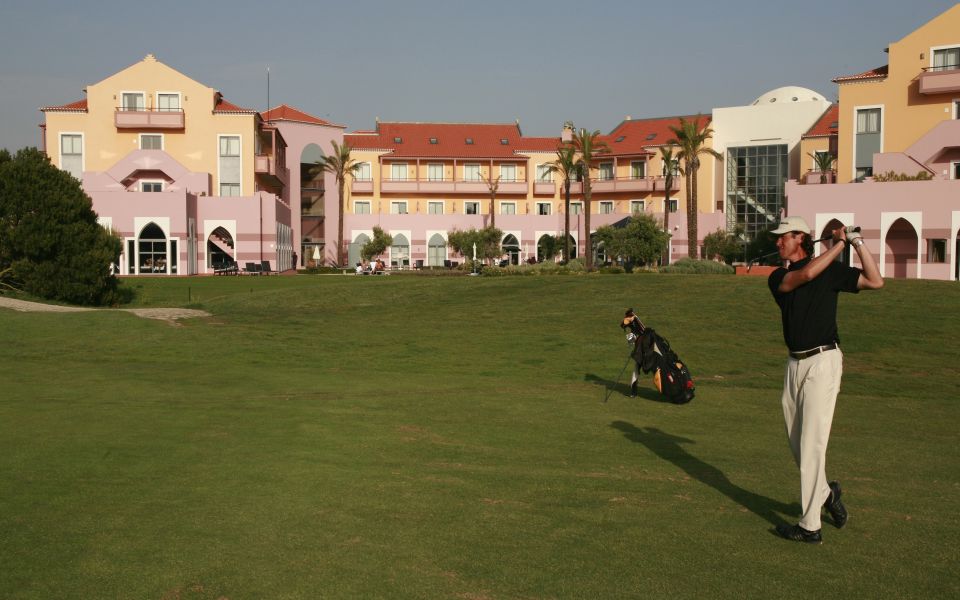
790;342;839;360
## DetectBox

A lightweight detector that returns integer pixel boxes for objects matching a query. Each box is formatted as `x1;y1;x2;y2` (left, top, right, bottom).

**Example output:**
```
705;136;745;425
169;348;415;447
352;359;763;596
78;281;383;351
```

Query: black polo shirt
768;257;862;352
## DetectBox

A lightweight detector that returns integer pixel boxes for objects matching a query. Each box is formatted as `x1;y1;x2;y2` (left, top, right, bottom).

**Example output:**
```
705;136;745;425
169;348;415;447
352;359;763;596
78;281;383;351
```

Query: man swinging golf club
767;216;883;543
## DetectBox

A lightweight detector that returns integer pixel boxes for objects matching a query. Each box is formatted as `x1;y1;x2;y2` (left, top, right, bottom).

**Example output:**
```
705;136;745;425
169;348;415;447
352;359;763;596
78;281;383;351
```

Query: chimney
561;124;573;143
625;115;632;121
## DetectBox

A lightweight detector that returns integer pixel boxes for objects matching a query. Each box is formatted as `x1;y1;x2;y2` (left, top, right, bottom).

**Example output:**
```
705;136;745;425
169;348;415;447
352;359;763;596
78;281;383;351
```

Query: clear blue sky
1;0;956;151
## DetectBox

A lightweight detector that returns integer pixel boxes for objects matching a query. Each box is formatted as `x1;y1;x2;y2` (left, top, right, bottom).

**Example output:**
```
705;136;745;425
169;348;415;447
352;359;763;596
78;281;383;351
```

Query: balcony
534;181;556;195
379;178;529;194
115;108;184;129
255;154;289;190
803;170;836;184
918;65;960;95
351;179;374;194
592;176;657;193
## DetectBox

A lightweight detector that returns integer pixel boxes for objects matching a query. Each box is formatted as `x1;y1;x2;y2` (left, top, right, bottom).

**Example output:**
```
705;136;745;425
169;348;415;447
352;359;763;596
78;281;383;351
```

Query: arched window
138;223;167;274
207;226;235;269
391;233;410;268
428;233;446;267
503;234;520;265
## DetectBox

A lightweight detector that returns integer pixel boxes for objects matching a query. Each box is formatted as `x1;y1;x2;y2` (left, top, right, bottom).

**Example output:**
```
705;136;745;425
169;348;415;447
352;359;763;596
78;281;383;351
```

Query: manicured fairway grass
1;273;957;599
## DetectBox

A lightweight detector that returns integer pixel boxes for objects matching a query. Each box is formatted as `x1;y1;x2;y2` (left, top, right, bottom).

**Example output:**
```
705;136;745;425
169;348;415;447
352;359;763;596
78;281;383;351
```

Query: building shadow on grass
585;372;668;403
610;421;799;527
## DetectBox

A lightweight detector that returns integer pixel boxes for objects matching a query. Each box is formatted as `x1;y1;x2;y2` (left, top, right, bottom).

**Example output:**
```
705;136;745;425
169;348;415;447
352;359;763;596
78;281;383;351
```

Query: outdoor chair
215;260;239;276
260;260;274;275
244;262;262;275
414;259;424;270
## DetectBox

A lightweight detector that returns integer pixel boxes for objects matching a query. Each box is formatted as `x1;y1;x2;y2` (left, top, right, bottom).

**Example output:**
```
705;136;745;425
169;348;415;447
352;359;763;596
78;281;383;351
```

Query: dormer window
500;138;509;145
394;136;403;143
615;136;625;142
645;133;656;141
429;137;438;144
465;138;474;145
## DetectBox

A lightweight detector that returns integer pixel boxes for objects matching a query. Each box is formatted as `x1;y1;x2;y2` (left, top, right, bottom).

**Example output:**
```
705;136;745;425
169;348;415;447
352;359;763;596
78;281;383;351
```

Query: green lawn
1;274;957;599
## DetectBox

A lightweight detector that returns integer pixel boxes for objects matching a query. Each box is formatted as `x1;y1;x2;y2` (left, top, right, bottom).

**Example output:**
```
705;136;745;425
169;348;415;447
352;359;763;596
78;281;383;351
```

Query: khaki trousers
781;348;843;531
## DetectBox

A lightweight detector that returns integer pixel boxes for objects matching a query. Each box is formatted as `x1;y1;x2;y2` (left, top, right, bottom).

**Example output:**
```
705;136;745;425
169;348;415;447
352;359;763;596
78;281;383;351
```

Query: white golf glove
846;229;863;244
626;332;637;345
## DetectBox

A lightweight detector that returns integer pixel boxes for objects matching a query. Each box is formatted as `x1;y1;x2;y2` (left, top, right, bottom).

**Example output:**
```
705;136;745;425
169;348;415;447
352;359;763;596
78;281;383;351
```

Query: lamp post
471;242;478;276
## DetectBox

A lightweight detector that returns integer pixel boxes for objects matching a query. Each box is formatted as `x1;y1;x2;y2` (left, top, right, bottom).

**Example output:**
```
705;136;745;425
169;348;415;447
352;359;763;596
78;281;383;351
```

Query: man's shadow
585;372;667;403
610;421;799;526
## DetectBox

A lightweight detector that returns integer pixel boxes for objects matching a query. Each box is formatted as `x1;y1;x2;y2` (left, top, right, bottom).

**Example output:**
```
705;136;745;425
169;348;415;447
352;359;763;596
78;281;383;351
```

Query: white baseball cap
770;216;811;235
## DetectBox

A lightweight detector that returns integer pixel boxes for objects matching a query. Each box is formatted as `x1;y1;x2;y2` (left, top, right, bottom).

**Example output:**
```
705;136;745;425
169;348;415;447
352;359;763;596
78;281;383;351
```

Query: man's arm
851;236;884;290
777;232;847;293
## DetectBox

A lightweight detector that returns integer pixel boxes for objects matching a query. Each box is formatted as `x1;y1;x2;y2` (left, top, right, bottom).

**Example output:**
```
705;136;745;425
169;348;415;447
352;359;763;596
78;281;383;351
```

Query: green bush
598;265;625;274
0;148;122;305
659;258;735;274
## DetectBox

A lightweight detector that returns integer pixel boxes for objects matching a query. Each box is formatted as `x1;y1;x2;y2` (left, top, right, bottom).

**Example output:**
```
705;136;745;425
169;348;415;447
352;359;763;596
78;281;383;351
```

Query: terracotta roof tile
833;65;888;83
803;104;839;138
261;104;344;128
213;97;257;114
40;99;88;112
344;122;532;159
602;115;710;156
515;137;562;152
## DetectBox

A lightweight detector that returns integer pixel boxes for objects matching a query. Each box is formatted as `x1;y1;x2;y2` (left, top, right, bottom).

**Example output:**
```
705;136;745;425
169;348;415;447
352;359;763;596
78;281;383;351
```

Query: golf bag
623;312;695;404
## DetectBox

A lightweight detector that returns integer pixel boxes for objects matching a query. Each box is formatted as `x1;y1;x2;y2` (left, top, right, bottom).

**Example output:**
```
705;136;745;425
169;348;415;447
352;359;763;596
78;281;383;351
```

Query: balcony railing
587;176;677;193
255;154;289;189
379;178;528;194
114;108;184;129
918;64;960;94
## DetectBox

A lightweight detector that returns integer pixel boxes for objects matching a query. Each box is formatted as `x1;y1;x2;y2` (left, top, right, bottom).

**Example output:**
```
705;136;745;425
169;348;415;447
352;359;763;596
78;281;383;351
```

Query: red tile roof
261;104;344;128
514;137;563;152
803;104;839;138
833;65;888;83
345;122;534;159
40;99;88;112
213;96;257;114
602;115;711;156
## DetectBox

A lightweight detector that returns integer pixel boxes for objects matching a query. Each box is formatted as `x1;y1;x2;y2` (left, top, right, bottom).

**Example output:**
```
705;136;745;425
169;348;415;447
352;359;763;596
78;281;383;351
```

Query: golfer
767;216;883;543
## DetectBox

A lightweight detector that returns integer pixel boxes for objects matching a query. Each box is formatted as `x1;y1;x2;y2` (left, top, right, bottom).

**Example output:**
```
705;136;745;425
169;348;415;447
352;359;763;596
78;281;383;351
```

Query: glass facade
726;144;788;238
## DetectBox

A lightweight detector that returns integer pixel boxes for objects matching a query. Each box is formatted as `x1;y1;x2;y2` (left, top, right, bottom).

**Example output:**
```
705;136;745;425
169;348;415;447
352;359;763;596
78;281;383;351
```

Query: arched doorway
885;218;919;278
502;234;520;265
427;233;446;267
564;234;578;260
138;222;168;274
348;233;370;267
391;233;410;268
207;226;235;270
536;234;561;262
818;218;850;265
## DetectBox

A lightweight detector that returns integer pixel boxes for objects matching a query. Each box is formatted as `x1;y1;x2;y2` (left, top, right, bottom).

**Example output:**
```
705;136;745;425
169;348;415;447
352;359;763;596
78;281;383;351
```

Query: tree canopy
593;214;670;268
0;148;122;305
361;226;393;261
447;227;503;265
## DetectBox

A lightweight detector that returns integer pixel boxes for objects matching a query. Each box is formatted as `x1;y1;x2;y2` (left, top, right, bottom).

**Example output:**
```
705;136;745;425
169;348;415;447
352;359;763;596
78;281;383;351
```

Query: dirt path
0;296;211;324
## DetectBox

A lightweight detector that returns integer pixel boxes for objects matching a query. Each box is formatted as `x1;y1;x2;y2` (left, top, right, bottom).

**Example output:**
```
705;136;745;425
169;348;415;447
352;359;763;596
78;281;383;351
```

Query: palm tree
543;144;579;263
808;151;836;184
658;146;679;265
571;128;609;270
311;140;360;267
667;116;721;259
480;169;501;229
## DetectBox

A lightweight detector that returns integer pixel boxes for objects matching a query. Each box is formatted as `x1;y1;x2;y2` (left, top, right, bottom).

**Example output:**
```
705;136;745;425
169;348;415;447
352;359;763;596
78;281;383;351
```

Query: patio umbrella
312;246;321;265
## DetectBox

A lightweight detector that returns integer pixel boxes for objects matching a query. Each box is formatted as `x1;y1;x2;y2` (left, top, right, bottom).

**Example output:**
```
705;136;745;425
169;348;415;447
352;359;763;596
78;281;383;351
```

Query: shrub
659;258;735;274
872;170;934;182
0;148;122;305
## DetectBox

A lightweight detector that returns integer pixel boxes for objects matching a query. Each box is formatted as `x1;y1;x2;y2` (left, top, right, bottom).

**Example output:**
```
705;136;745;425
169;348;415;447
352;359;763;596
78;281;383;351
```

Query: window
536;164;553;182
121;92;145;111
354;201;371;214
60;133;82;179
536;202;551;215
428;163;444;181
464;201;479;215
390;163;407;181
140;134;163;150
570;201;583;215
630;161;646;179
953;161;960;180
932;47;960;72
356;162;372;181
157;93;180;112
927;239;946;263
140;181;163;192
219;135;241;196
428;201;444;214
465;137;474;145
428;233;446;267
666;199;678;213
954;100;960;119
390;201;408;214
599;162;614;181
500;164;516;182
812;151;831;171
464;163;481;181
855;167;873;182
662;159;680;177
856;109;881;134
500;202;516;215
599;201;614;214
391;234;410;268
429;137;438;144
630;200;645;214
393;137;402;143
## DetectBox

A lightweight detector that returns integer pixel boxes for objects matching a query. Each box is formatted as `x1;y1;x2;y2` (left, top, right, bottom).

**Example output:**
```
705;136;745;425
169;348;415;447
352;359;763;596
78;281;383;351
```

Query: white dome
751;86;825;105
